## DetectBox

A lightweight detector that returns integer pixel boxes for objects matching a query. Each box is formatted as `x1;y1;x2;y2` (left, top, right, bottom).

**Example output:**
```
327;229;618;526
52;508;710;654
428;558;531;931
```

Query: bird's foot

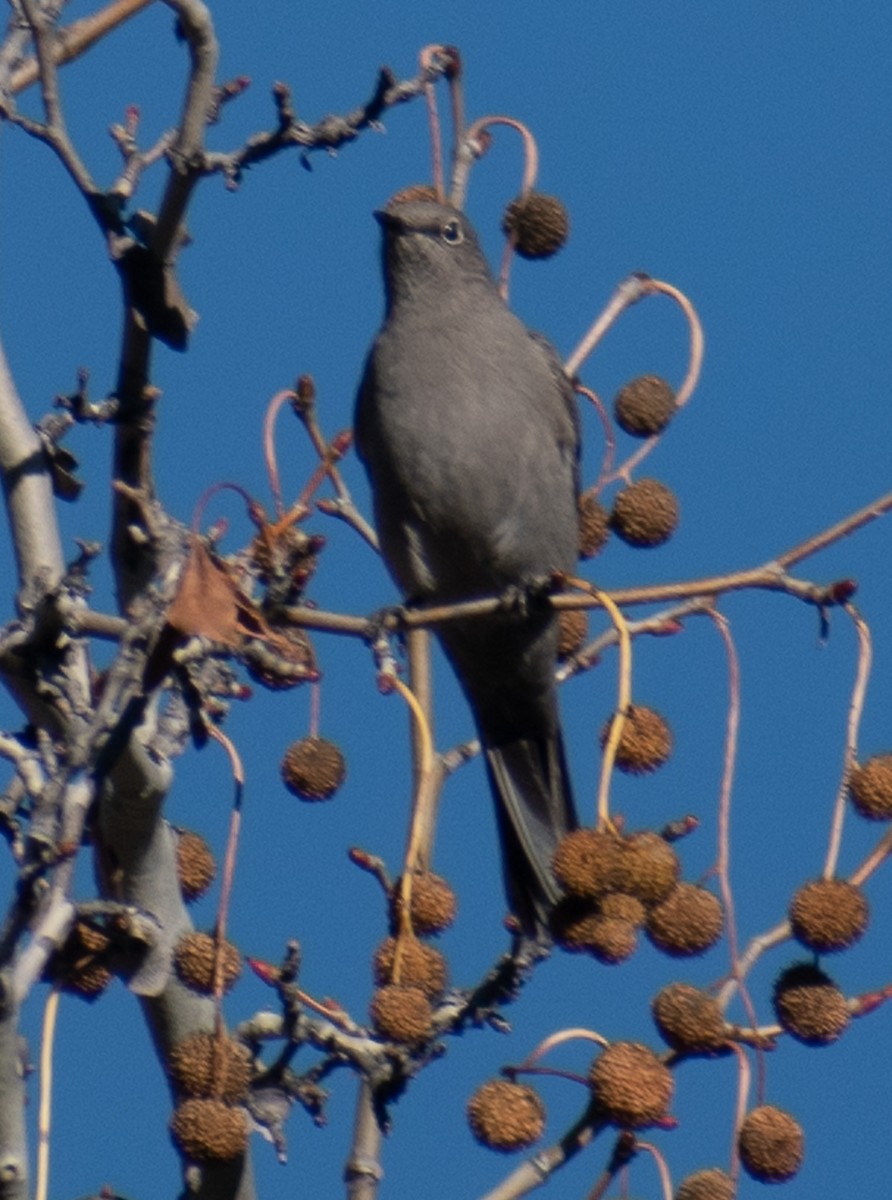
498;572;563;617
364;604;409;690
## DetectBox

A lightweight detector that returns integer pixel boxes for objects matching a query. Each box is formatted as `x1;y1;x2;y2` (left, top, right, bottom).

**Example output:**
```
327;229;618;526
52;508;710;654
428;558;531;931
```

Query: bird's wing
526;329;581;496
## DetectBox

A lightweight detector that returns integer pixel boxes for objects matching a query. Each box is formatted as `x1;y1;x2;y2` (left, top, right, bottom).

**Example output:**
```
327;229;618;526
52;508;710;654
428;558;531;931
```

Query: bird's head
374;197;494;306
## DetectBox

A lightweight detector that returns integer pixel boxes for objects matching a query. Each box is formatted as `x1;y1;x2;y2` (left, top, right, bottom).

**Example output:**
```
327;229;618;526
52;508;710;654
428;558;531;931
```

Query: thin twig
708;609;764;1094
419;45;446;200
822;605;872;879
598;277;705;485
14;0;99;198
450;114;539;211
564;275;651;380
580;584;631;829
36;985;61;1200
206;725;244;1028
10;0;156;94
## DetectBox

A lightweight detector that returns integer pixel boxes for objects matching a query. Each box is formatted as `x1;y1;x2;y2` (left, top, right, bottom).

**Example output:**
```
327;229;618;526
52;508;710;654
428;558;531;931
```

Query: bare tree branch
8;0;155;95
0;335;64;591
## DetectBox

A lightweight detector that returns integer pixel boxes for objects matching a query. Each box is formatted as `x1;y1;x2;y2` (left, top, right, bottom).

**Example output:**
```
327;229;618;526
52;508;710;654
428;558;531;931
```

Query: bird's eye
441;219;464;245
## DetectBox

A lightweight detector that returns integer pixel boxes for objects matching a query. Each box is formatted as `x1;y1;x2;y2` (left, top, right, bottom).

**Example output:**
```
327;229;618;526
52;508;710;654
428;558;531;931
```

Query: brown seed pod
652;983;728;1055
170;1097;248;1162
466;1079;546;1151
646;883;724;957
389;184;441;205
610;478;679;548
788;877;868;954
578;494;611;559
175;829;217;903
547;896;592;947
372;937;448;999
174;931;242;995
613;832;680;906
601;705;673;775
243;625;317;691
674;1167;735;1200
501;192;569;259
50;921;113;1000
549;896;638;961
280;735;346;801
62;960;113;999
557;608;588;660
72;922;109;955
369;983;433;1044
168;1032;252;1102
772;962;850;1046
600;891;647;927
738;1105;804;1183
551;828;622;900
391;872;457;935
584;915;639;964
848;753;892;819
614;375;676;438
589;1041;673;1129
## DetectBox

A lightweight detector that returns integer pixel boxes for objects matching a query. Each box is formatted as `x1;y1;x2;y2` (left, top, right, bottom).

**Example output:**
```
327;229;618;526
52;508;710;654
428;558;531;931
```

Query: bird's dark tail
484;731;577;940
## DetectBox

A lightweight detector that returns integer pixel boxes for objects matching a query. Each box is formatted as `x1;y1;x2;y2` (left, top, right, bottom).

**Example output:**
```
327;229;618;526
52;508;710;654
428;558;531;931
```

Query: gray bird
355;198;580;938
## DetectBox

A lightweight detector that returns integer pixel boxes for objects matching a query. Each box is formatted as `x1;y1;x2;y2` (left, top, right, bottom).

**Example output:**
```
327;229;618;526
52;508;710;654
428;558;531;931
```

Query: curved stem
36;986;61;1200
823;605;872;878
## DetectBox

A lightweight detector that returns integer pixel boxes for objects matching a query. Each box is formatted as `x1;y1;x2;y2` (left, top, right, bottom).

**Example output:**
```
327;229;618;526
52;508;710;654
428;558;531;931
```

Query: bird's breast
358;308;577;601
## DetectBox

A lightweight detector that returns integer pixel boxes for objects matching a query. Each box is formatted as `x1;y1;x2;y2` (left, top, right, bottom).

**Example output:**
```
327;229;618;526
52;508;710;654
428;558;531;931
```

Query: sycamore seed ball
549;897;638;961
646;883;724;957
168;1032;252;1102
389;184;441;205
52;921;112;1000
772;962;850;1046
170;1097;248;1162
391;871;457;935
175;828;216;902
372;937;448;999
61;960;113;999
610;478;679;548
848;753;892;819
280;735;346;801
174;931;242;995
788;877;869;953
551;828;622;900
651;983;728;1055
738;1105;804;1183
589;1041;674;1129
549;897;599;953
674;1167;735;1200
369;983;433;1044
466;1079;546;1152
600;891;647;927
585;915;639;964
601;705;673;775
613;832;680;906
557;608;588;660
501;192;570;259
614;375;677;438
578;494;611;559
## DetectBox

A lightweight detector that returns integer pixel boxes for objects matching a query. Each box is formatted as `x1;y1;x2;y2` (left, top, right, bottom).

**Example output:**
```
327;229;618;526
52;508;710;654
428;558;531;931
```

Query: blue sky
3;3;892;1197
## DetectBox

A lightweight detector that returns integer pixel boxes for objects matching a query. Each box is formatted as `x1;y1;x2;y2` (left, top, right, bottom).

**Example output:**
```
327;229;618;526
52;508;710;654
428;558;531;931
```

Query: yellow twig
36;986;62;1200
390;675;436;970
570;581;632;827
